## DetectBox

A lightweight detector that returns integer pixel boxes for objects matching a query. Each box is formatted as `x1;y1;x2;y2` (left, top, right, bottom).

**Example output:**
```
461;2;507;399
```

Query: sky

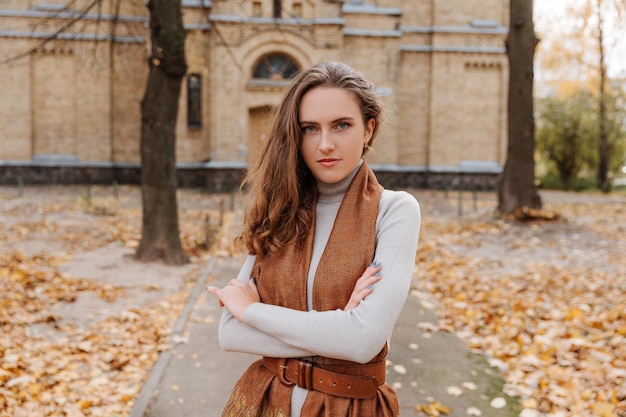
533;0;626;79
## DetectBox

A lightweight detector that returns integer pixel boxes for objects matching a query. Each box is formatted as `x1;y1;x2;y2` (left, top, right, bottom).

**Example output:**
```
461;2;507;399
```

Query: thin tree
497;0;542;215
0;0;190;263
135;0;189;264
536;0;626;191
595;0;610;192
573;0;626;192
584;0;626;191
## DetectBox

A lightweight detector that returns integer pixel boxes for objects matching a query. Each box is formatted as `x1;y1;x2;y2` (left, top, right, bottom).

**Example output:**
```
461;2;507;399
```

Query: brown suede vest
221;163;399;417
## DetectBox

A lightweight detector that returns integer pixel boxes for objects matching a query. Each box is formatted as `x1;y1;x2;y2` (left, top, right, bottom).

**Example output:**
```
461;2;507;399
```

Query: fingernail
369;262;375;267
367;284;375;289
374;261;382;267
374;272;381;277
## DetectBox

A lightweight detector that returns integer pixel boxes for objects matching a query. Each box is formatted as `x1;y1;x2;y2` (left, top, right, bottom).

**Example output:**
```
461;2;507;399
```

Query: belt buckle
276;359;313;390
276;358;295;387
296;360;313;390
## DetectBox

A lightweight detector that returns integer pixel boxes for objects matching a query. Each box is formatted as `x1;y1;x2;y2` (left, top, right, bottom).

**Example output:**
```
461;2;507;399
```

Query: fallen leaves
0;185;235;416
416;401;452;416
0;249;188;416
445;385;463;397
392;364;407;376
490;397;507;409
502;206;561;222
416;196;626;417
4;187;626;416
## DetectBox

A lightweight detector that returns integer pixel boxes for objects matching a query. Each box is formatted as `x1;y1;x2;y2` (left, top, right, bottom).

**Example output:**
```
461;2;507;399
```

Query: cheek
300;141;314;161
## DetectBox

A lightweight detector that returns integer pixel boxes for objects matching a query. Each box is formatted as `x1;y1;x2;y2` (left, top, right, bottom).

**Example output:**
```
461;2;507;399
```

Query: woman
206;61;421;416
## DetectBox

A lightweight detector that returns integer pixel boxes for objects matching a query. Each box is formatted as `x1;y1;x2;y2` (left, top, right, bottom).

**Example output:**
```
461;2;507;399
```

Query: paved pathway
132;255;521;417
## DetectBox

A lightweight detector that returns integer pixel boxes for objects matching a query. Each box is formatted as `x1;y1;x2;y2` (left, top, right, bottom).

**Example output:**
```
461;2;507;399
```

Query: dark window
253;54;299;81
187;74;202;128
273;0;282;18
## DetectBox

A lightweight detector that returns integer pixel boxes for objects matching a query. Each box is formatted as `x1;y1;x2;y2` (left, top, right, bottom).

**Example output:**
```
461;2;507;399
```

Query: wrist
236;301;258;323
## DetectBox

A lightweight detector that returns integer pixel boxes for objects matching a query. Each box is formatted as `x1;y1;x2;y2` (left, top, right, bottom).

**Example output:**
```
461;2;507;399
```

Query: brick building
0;0;509;190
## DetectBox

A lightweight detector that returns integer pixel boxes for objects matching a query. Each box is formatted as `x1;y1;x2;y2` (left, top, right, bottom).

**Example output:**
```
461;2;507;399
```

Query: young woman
206;61;421;417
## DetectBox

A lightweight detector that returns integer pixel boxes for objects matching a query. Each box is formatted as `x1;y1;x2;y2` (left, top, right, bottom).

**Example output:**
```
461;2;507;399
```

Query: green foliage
536;171;598;192
535;90;596;189
535;86;626;190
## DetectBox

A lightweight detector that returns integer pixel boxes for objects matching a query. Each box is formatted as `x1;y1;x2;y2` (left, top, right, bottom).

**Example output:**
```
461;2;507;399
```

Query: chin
315;173;345;184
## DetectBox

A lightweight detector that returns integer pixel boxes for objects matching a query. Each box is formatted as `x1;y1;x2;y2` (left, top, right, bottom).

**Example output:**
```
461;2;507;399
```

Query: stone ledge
0;163;499;191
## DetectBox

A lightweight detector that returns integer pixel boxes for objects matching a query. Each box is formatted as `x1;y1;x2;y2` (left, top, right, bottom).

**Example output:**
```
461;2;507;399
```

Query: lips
318;158;340;167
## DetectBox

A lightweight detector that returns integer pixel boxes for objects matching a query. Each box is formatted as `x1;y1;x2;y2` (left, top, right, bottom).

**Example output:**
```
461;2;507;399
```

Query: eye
301;125;317;134
336;122;350;130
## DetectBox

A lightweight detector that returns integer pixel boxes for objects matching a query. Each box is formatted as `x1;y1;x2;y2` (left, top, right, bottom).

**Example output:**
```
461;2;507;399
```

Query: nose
319;130;335;152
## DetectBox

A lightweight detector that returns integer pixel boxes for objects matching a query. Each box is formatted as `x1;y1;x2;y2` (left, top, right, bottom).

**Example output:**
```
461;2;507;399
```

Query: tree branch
0;0;104;66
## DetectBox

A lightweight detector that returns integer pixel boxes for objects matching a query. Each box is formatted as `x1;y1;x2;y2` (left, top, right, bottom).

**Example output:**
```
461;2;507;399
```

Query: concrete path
132;255;521;417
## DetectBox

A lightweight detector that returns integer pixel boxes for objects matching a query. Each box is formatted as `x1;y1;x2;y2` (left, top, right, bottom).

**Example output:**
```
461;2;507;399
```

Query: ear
364;118;375;145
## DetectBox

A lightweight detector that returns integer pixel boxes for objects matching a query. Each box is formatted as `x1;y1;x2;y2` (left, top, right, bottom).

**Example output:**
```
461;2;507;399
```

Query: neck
317;159;364;203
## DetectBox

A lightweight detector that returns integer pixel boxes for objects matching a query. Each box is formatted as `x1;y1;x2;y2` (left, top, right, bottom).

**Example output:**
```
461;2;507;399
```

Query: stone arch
237;30;314;166
238;30;314;79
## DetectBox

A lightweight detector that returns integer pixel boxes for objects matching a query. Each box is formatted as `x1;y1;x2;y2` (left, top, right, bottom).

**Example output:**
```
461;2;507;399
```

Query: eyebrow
299;116;355;125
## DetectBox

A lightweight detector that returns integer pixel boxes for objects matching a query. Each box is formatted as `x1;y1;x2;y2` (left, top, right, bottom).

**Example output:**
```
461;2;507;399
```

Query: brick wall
0;0;508;187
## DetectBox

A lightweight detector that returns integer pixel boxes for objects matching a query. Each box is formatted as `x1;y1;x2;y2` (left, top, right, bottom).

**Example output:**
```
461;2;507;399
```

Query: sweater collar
316;159;364;203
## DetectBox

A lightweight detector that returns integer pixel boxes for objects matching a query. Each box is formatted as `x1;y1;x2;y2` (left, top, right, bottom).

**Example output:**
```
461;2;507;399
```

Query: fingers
344;262;383;311
205;285;224;307
365;261;382;278
249;277;258;293
344;286;373;311
205;278;256;309
354;263;382;293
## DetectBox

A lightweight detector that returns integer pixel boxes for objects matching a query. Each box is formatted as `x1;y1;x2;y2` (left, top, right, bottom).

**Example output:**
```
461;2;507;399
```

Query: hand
206;278;260;322
344;262;382;311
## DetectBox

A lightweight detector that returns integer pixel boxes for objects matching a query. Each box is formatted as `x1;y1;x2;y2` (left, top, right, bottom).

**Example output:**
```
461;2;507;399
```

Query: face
299;87;375;184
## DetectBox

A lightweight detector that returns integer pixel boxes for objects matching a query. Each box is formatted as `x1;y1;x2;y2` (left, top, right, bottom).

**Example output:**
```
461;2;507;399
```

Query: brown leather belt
262;357;386;399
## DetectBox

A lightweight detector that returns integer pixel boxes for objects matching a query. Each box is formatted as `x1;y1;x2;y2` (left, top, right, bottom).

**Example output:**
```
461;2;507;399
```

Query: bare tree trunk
596;0;610;192
135;0;189;265
498;0;542;214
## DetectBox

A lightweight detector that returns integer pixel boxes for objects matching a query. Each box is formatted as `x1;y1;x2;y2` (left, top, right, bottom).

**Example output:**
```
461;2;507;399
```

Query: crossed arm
206;191;421;363
206;262;382;320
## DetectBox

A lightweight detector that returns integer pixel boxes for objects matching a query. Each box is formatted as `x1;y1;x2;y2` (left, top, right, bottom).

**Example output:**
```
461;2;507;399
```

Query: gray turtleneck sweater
217;161;421;415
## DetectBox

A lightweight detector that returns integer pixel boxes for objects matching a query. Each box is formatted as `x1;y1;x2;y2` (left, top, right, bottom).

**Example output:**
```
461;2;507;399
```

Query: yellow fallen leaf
590;402;617;417
79;400;93;410
565;307;584;321
415;401;452;416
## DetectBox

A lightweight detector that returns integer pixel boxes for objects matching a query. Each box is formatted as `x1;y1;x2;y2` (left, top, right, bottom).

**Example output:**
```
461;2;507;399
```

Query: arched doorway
247;53;300;166
248;106;274;167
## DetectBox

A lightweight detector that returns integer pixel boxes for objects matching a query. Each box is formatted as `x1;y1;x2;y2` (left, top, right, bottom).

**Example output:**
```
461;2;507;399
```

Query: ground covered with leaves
0;185;236;417
413;190;626;417
1;185;625;417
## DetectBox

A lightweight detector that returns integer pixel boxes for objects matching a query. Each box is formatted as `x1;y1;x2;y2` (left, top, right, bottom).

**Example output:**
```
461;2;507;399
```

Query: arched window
187;74;202;128
253;54;299;81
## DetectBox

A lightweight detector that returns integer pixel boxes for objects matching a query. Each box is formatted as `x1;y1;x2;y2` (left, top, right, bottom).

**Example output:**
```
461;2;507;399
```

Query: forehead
299;87;361;121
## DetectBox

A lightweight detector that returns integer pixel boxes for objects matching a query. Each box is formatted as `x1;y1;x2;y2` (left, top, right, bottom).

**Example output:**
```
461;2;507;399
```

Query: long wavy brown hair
235;61;384;259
